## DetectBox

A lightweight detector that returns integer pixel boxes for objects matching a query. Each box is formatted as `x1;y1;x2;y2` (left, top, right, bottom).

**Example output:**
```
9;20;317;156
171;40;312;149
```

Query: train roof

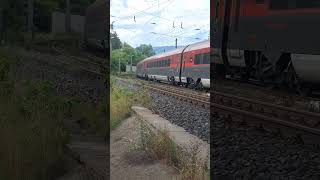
138;39;209;64
185;39;209;52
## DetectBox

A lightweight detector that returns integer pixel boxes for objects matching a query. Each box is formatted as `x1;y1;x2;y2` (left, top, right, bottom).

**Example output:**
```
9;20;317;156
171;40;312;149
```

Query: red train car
211;0;320;94
137;40;210;88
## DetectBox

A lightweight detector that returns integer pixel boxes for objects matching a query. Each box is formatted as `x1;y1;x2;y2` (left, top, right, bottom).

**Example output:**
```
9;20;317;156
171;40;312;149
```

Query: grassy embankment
140;121;209;180
0;46;107;180
110;76;209;179
110;77;150;130
0;49;68;180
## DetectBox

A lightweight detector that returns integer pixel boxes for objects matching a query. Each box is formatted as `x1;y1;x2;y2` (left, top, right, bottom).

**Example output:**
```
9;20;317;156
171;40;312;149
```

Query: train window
256;0;264;4
167;59;171;66
270;0;289;9
296;0;320;8
195;54;202;65
203;53;210;64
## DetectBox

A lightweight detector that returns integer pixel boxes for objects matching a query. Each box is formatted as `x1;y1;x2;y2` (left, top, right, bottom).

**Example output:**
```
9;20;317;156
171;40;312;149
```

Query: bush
110;83;133;130
0;80;69;180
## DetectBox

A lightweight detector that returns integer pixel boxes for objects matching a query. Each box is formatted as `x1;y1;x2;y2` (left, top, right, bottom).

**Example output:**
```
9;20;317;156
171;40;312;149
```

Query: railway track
132;78;320;145
117;78;210;109
143;83;210;109
32;44;105;76
212;90;320;145
52;47;105;76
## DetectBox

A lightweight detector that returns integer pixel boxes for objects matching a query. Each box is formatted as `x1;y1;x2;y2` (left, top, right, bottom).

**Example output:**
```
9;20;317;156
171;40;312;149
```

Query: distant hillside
153;46;184;55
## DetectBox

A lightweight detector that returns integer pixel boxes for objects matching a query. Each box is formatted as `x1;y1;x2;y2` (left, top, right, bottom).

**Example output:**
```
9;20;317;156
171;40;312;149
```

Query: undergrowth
110;79;133;130
110;76;151;130
0;47;107;180
140;121;208;180
0;78;69;179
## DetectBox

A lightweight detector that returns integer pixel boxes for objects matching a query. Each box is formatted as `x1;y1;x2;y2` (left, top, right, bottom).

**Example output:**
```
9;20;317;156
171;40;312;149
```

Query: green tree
111;32;121;50
0;0;25;43
135;44;155;57
110;42;136;73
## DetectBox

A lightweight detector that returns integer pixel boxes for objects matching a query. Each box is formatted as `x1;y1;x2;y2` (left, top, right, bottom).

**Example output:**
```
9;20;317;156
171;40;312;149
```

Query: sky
110;0;210;48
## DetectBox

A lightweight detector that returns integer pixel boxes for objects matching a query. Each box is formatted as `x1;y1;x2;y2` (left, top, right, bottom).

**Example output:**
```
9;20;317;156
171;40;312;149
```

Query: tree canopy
0;0;95;34
110;32;155;73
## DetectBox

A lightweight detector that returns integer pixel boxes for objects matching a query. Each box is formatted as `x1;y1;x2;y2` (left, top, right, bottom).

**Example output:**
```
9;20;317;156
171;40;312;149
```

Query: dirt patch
123;150;155;166
110;116;180;180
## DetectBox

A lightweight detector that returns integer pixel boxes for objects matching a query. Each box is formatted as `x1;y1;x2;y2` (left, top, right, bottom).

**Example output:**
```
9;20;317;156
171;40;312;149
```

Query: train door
212;0;233;77
227;0;245;67
221;0;233;70
178;45;190;83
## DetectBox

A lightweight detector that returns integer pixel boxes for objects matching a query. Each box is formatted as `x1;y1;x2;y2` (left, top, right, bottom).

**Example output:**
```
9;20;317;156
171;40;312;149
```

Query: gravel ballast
149;92;210;142
212;115;320;179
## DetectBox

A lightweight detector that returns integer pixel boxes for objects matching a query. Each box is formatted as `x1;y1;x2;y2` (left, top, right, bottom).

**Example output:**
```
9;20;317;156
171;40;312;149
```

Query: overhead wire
111;0;209;47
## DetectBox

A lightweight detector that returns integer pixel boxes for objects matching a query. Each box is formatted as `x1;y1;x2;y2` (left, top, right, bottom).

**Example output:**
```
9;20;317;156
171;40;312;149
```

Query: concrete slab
132;106;210;170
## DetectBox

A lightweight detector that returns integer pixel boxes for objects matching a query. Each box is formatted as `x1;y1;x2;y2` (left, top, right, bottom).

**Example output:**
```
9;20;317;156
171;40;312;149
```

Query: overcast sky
110;0;210;47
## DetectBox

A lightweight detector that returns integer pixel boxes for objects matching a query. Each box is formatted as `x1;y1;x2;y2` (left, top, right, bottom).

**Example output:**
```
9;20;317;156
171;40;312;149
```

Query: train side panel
212;0;320;85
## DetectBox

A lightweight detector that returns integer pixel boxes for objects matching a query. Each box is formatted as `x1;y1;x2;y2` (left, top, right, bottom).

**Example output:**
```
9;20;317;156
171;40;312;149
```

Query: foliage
110;77;151;130
0;75;69;180
111;32;121;50
67;97;107;136
136;44;155;57
110;79;133;130
110;31;155;73
0;0;25;32
0;0;95;37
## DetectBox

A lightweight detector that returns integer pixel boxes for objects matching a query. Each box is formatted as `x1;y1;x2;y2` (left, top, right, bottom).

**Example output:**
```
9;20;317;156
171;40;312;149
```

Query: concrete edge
132;106;210;170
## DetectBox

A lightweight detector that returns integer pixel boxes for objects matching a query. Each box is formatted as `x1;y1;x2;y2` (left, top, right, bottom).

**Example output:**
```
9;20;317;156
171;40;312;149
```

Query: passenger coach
137;40;210;89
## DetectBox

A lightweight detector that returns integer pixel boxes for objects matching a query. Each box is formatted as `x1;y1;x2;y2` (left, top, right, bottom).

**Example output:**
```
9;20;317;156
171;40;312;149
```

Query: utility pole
28;0;34;40
175;38;177;49
110;21;115;54
130;55;133;73
65;0;71;33
119;59;121;74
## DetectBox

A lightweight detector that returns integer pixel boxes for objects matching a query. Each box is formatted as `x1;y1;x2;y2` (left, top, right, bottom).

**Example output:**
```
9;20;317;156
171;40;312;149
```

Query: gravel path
212;115;320;179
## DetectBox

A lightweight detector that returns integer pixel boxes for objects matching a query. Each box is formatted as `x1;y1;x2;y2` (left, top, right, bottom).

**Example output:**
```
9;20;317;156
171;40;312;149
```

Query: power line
110;0;173;20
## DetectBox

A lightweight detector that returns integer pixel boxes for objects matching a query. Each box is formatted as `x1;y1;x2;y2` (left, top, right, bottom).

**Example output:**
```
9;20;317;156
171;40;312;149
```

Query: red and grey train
211;0;320;94
137;40;210;88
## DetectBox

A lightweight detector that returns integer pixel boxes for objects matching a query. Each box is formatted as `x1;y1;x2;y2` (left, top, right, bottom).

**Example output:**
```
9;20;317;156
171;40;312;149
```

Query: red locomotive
211;0;320;94
137;40;210;89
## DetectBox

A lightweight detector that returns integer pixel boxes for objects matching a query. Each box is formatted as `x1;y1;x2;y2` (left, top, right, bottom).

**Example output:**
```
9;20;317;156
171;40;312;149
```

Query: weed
139;120;209;180
0;80;69;180
110;83;133;130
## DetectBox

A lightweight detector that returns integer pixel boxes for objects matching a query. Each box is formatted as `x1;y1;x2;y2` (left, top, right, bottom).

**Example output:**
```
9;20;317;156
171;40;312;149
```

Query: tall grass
0;52;69;180
110;77;151;130
140;121;208;180
110;82;133;130
66;97;107;136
